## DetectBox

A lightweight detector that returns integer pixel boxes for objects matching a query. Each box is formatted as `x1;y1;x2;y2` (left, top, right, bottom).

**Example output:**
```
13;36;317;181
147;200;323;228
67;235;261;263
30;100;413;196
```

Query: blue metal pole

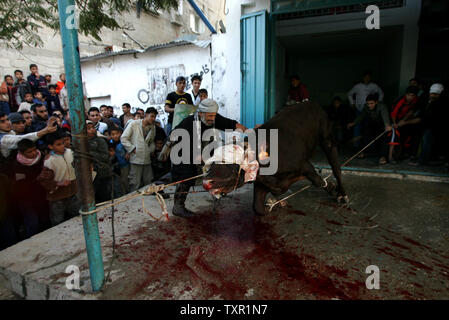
57;0;105;292
186;0;217;34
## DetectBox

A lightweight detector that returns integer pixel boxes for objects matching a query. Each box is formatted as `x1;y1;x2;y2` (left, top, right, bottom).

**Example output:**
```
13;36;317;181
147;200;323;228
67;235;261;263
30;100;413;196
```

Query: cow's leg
319;134;349;203
302;161;336;195
253;182;269;216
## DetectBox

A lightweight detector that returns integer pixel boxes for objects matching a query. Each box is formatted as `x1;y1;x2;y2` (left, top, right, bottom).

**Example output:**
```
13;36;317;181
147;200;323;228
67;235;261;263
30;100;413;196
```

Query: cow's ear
259;143;269;161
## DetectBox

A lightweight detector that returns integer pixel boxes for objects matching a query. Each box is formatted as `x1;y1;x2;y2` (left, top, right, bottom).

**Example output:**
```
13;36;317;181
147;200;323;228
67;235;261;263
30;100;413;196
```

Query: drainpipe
57;0;105;292
186;0;217;34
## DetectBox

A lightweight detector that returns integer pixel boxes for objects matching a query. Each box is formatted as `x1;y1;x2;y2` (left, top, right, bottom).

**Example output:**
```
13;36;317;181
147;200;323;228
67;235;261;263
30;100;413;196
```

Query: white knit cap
198;99;219;113
430;83;444;95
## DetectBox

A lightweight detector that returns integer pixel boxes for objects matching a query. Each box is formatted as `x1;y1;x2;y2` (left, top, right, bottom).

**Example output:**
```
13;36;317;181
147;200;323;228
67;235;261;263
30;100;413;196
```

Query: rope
79;172;207;216
266;130;388;212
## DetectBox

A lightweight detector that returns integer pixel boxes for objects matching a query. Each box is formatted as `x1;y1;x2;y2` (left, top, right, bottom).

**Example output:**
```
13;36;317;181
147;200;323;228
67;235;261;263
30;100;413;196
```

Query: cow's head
202;163;246;197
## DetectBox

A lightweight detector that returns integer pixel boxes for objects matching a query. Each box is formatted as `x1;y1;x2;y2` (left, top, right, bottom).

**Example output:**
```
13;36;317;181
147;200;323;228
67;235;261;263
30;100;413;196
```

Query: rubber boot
172;183;194;218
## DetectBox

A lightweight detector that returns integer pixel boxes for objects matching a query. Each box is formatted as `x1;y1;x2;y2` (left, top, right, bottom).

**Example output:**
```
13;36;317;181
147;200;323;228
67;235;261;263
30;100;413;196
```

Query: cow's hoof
337;195;349;204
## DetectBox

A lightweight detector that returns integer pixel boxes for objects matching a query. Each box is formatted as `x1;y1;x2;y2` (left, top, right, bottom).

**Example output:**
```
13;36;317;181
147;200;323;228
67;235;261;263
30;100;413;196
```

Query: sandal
379;157;387;165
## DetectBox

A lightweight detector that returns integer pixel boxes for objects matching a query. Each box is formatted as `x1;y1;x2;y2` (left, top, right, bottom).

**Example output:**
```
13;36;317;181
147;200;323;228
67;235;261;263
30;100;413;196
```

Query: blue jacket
110;140;129;168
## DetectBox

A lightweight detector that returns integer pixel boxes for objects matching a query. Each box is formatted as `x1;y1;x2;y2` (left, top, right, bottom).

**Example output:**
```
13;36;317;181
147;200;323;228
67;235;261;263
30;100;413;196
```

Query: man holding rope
159;99;247;218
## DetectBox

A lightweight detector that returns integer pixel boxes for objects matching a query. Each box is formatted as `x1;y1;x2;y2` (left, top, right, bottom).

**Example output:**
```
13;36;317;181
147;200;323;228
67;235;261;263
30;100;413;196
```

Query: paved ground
1;174;448;300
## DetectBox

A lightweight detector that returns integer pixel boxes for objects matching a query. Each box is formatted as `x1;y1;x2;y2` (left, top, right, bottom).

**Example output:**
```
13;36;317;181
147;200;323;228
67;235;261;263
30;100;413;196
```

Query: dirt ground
97;175;449;300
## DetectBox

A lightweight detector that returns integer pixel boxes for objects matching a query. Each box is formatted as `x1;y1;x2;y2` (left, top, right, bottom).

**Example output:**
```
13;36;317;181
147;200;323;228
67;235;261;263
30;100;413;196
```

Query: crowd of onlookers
0;64;209;250
1;64;447;250
288;71;448;167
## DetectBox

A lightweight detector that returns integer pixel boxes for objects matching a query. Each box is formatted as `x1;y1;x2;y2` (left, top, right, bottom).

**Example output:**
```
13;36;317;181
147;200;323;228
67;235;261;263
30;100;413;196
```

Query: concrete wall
0;0;226;83
80;43;213;125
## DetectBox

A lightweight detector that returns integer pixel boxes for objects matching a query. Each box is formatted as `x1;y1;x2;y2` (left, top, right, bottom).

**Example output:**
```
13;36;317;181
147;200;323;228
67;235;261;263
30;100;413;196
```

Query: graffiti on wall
136;65;186;127
185;64;210;90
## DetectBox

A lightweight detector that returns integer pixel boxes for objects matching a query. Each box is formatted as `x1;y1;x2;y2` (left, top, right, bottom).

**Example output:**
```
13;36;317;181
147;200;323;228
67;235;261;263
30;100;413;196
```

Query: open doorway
276;26;403;110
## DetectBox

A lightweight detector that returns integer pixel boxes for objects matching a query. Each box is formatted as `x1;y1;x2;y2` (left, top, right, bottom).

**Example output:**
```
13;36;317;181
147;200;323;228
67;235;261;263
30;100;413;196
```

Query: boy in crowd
9;112;26;135
0;76;10;115
14;70;32;104
287;75;310;105
136;108;145;119
56;73;65;94
62;110;71;132
99;104;119;131
347;70;384;147
121;107;158;191
198;88;208;102
2;75;19;113
58;74;68;111
190;74;202;106
13;139;50;238
87;107;108;134
107;106;121;127
109;127;130;194
347;94;392;165
151;133;171;182
44;74;53;86
47;85;63;114
87;120;113;203
18;92;34;112
107;140;123;198
19;110;33;133
119;103;133;128
164;76;193;135
33;91;47;108
37;132;80;226
27;64;49;98
389;86;420;162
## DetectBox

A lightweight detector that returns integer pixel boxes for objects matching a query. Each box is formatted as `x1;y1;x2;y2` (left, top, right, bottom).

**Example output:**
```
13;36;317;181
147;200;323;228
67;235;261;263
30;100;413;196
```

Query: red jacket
288;83;310;102
56;81;65;94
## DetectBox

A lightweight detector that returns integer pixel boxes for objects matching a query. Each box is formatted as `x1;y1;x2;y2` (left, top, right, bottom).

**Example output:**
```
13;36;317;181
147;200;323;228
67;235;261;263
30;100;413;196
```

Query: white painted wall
80;44;212;126
210;0;271;122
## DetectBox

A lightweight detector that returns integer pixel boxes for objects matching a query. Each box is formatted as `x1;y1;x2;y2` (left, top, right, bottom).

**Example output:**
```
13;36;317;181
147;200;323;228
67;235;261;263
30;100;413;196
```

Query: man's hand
347;122;355;129
385;125;392;132
158;142;172;162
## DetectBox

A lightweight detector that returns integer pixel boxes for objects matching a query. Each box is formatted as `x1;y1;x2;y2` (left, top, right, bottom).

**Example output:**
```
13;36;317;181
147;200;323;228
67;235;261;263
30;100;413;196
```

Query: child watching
13;139;50;237
109;127;130;194
87;120;113;203
38;132;80;226
33;91;47;108
198;88;208;102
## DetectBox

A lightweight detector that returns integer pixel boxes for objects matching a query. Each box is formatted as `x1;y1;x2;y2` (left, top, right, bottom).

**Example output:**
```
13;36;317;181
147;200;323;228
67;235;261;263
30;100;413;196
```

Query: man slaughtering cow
159;98;247;218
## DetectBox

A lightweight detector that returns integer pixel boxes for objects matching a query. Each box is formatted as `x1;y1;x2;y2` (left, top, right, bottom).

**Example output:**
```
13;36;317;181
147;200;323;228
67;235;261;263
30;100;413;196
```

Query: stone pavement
0;173;448;300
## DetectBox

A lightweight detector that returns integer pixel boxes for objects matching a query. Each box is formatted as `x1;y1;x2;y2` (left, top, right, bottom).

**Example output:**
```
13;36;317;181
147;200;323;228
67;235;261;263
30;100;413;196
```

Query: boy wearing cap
164;76;193;135
9;112;26;135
